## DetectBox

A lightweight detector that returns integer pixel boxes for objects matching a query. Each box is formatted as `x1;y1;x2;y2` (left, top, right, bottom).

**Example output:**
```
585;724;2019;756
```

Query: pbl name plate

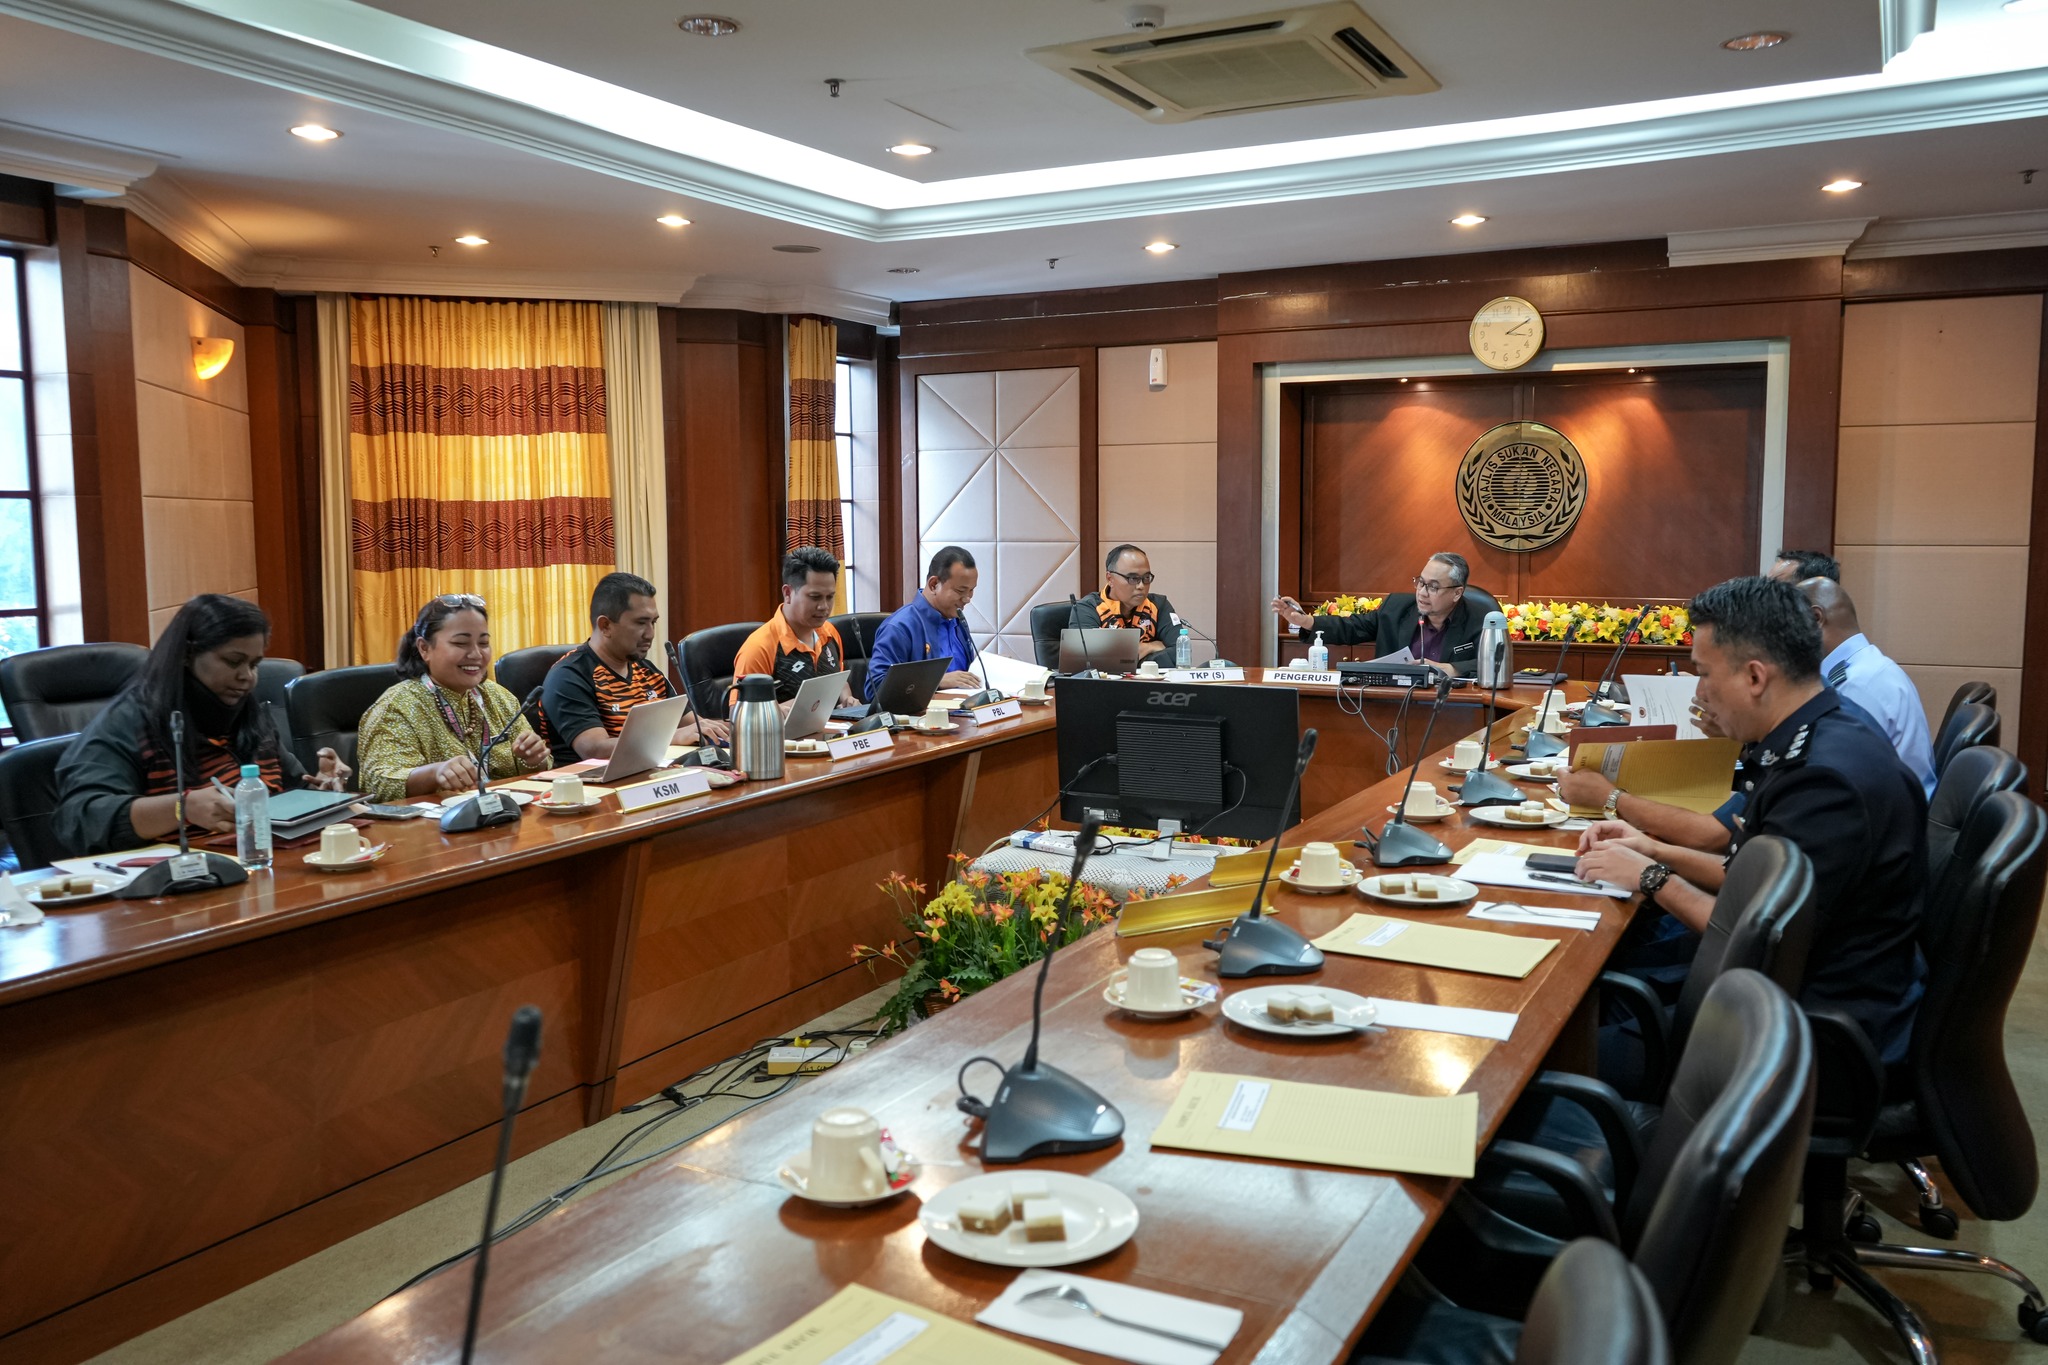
1266;669;1341;687
967;699;1023;724
1164;667;1245;683
828;728;896;761
615;768;713;813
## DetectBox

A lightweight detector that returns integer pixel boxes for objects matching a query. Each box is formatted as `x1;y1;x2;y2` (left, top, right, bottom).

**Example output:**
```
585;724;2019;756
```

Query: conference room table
281;681;1631;1365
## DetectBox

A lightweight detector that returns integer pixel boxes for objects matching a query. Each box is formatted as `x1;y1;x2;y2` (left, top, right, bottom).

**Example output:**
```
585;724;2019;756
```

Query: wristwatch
1602;787;1622;821
1639;861;1674;897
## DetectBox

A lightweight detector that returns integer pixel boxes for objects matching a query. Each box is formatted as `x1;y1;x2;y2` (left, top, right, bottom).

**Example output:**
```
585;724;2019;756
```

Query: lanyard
425;681;481;748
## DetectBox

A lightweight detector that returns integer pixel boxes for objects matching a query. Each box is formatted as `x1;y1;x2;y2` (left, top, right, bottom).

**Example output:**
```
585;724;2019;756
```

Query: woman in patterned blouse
355;595;551;802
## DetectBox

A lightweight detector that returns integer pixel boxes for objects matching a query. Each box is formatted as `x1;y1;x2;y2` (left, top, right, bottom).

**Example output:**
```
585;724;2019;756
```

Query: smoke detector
1127;4;1166;28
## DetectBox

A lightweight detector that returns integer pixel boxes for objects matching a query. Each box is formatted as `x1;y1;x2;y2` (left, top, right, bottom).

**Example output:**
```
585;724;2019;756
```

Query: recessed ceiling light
887;143;934;157
655;214;691;227
454;234;489;246
1722;31;1788;50
677;15;739;36
1821;178;1863;193
289;124;340;141
1144;241;1177;254
1450;213;1487;227
887;267;920;274
773;244;822;253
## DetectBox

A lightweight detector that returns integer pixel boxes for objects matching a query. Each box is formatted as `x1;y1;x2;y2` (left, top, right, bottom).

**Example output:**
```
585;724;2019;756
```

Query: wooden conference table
0;670;1564;1363
284;681;1624;1365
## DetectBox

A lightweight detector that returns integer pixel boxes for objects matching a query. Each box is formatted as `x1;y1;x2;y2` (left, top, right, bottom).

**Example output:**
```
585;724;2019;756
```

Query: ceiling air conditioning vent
1027;1;1437;123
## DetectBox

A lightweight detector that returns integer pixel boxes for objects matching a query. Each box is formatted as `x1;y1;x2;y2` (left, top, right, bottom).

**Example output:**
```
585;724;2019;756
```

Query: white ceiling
0;0;2044;317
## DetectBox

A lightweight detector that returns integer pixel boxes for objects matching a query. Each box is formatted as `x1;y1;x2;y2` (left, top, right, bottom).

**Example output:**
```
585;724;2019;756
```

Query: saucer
915;722;960;734
1438;756;1502;772
1019;695;1053;705
1280;862;1360;893
1103;972;1217;1019
303;843;389;872
536;797;605;815
777;1149;920;1208
1385;801;1456;823
20;874;120;906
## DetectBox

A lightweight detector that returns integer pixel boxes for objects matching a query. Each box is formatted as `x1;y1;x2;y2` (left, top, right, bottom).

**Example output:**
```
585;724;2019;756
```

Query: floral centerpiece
1312;593;1691;646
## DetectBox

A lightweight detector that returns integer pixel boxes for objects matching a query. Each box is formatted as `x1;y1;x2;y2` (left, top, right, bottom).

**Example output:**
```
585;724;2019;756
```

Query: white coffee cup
1297;840;1343;886
805;1107;888;1200
1451;738;1485;769
1123;947;1183;1010
1540;710;1571;735
922;700;951;731
1403;780;1442;817
1136;659;1162;677
319;823;362;863
551;775;585;806
1021;674;1049;700
1539;689;1570;714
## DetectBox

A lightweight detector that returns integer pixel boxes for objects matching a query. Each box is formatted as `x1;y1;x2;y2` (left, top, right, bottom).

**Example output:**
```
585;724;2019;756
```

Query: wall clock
1469;295;1544;370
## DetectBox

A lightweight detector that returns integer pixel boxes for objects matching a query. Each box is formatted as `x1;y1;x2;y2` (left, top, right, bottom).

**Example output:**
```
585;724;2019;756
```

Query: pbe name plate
829;729;896;761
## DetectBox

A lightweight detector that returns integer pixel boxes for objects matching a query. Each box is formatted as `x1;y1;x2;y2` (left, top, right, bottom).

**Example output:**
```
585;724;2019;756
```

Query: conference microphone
460;1005;543;1365
1173;614;1230;668
973;819;1126;1163
1358;673;1457;867
1202;729;1325;977
1517;621;1581;760
1065;593;1106;679
118;710;249;899
440;713;526;833
1452;618;1531;807
1577;603;1656;727
960;622;1004;709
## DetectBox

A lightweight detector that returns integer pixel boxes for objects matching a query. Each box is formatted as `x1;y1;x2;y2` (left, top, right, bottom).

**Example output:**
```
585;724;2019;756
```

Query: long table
283;685;1623;1364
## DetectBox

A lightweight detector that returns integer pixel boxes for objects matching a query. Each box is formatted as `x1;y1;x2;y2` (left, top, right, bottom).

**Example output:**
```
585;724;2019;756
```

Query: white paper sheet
1460;850;1631;899
1467;899;1604;932
973;650;1052;695
978;1270;1240;1365
1366;997;1519;1041
1623;673;1709;740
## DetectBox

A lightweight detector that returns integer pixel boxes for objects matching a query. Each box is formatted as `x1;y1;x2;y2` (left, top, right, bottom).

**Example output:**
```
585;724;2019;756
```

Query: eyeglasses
1412;577;1463;594
434;593;487;609
1108;570;1156;587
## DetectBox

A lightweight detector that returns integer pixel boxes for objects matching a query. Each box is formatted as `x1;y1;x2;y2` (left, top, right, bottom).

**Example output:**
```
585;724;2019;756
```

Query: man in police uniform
1577;575;1927;1064
1269;551;1487;675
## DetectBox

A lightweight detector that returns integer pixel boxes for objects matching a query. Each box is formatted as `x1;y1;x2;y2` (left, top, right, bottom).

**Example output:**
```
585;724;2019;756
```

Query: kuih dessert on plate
1294;992;1335;1024
1008;1175;1049;1218
1265;990;1302;1023
956;1193;1012;1234
1022;1197;1067;1243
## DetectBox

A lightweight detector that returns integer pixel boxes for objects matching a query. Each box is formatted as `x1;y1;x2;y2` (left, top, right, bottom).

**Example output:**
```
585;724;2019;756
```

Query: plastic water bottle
1175;631;1193;669
1306;631;1330;673
234;763;272;869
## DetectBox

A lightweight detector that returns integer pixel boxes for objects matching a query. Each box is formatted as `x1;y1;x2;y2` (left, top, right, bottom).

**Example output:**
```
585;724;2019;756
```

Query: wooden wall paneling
578;839;651;1123
666;309;780;632
244;305;310;661
1276;383;1303;606
1844;247;2048;302
876;337;903;605
2021;300;2048;797
288;295;325;668
922;748;981;891
0;174;52;246
896;278;1218;357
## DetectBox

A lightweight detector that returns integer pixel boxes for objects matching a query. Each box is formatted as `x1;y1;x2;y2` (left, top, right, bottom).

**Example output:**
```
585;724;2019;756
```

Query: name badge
1165;667;1245;683
615;769;713;813
1266;668;1341;687
476;792;504;818
828;728;896;760
967;699;1022;724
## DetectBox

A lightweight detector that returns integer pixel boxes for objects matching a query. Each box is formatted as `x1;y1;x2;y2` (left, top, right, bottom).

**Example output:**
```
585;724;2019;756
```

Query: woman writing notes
356;595;550;801
53;595;353;855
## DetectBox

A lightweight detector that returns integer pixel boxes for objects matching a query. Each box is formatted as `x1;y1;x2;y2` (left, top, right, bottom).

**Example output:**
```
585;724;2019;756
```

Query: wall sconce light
193;337;235;380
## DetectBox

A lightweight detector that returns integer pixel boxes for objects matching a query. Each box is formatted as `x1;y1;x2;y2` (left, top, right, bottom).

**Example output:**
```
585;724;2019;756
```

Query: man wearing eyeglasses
1270;551;1486;675
1070;544;1187;665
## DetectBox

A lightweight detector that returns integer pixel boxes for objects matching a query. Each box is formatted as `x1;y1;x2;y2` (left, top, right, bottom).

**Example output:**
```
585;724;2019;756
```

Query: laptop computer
868;656;950;722
1059;627;1144;676
784;669;849;740
592;694;691;783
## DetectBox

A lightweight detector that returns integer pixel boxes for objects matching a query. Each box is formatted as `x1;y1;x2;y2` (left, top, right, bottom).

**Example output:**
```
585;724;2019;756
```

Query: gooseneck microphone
1577;603;1655;727
460;1005;543;1365
1361;674;1457;867
1202;729;1325;977
440;710;526;833
1065;594;1106;678
960;621;1004;709
1518;621;1582;760
118;710;249;899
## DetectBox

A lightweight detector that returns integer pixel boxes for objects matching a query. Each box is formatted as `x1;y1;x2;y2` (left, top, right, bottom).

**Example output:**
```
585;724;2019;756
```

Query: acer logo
1147;690;1196;707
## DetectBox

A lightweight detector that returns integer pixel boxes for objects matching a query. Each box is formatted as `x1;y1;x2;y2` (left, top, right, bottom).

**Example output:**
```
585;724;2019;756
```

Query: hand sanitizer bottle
1306;631;1330;673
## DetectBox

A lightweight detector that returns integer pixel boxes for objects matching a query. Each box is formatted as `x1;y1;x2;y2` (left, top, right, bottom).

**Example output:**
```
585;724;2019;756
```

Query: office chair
678;623;756;721
254;658;305;771
283;664;400;773
0;734;78;871
1790;791;2048;1361
1935;681;1995;745
0;642;149;742
1029;600;1072;670
828;611;887;701
494;645;573;711
1924;744;2024;902
1931;700;1999;778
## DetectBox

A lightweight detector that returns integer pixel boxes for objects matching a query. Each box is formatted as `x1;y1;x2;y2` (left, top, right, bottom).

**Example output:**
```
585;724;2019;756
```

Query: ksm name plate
615;768;713;813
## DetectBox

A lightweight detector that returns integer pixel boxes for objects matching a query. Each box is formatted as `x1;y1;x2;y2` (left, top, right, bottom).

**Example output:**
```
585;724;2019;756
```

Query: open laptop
868;656;950;722
784;669;849;740
1059;627;1144;676
591;693;691;783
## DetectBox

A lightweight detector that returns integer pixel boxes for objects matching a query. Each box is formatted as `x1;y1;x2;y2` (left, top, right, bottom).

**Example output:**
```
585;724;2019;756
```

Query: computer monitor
1054;678;1300;841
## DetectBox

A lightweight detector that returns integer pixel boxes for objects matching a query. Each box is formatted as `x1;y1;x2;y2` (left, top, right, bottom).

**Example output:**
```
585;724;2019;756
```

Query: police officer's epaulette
1754;722;1812;771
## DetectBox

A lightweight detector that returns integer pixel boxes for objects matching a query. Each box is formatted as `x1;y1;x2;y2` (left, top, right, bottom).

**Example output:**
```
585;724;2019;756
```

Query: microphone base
1204;912;1325;978
1370;819;1454;867
1517;732;1568;760
116;851;249;899
980;1062;1125;1164
439;792;525;833
1576;701;1628;727
962;689;1005;708
1453;770;1526;807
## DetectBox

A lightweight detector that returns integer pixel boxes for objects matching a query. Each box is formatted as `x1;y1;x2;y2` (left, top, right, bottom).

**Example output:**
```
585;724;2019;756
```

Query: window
0;250;47;729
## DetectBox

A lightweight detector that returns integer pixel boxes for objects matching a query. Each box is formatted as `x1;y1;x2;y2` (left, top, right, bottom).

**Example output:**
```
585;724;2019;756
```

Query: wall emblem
1455;421;1587;552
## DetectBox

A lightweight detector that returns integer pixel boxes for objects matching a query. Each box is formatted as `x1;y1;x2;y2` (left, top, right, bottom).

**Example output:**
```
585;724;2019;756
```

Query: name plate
967;698;1022;724
1165;667;1245;683
1266;668;1341;687
476;791;505;818
614;768;713;813
828;728;896;761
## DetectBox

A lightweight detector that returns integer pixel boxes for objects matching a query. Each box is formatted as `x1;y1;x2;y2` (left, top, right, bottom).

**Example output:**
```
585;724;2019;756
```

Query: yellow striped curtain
348;297;615;664
786;316;845;612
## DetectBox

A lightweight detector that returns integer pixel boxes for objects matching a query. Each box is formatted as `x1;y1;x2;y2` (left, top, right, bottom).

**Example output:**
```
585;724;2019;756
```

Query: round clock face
1470;295;1544;371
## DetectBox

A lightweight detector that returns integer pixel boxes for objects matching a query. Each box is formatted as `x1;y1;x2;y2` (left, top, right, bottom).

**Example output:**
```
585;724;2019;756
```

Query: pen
208;775;234;799
1529;870;1603;890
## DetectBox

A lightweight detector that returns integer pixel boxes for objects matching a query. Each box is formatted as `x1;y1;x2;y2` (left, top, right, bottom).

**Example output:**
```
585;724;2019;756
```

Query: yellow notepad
719;1284;1063;1365
1312;912;1559;979
1152;1071;1477;1178
1571;738;1742;815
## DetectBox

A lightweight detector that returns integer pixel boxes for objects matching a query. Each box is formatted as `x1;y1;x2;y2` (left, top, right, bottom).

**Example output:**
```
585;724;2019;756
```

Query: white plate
922;1171;1139;1268
1384;801;1456;823
1504;762;1565;781
912;722;960;734
777;1150;920;1208
1222;985;1378;1038
1467;805;1571;829
1019;695;1053;705
1102;973;1216;1019
1438;756;1501;772
18;874;121;906
535;798;606;815
1281;863;1361;893
302;844;390;872
783;739;831;756
1358;873;1480;907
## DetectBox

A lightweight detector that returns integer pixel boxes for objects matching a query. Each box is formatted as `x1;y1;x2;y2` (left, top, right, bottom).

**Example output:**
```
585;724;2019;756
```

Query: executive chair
255;658;305;770
1924;744;2025;908
494;644;573;730
0;734;77;871
1397;970;1814;1365
0;642;149;742
283;664;400;773
1936;681;1996;744
677;623;756;721
1790;790;2048;1361
828;611;888;701
1931;700;2000;779
1029;600;1072;670
1355;1237;1669;1365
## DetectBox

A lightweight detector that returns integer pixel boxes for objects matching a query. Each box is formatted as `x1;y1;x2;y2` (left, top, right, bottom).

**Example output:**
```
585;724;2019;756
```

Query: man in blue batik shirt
1798;576;1937;798
864;545;986;705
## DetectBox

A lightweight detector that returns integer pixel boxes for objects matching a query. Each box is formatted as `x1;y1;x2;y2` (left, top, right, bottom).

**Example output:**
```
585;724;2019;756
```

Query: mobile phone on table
362;803;426;820
1526;852;1580;876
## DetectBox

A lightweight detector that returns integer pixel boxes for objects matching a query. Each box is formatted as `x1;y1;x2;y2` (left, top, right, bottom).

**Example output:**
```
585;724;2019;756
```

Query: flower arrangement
1312;593;1691;646
1315;594;1386;617
851;861;1182;1032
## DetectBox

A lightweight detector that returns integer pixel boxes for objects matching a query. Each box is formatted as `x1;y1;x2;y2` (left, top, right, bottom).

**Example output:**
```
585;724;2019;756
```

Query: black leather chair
678;623;756;721
1791;790;2048;1356
0;734;77;871
255;658;305;769
1398;970;1814;1365
1029;601;1072;670
1936;680;1996;744
828;611;888;700
1931;700;2000;778
1463;585;1503;619
284;664;400;773
0;643;149;742
1355;1236;1670;1365
1925;744;2025;895
495;645;573;708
